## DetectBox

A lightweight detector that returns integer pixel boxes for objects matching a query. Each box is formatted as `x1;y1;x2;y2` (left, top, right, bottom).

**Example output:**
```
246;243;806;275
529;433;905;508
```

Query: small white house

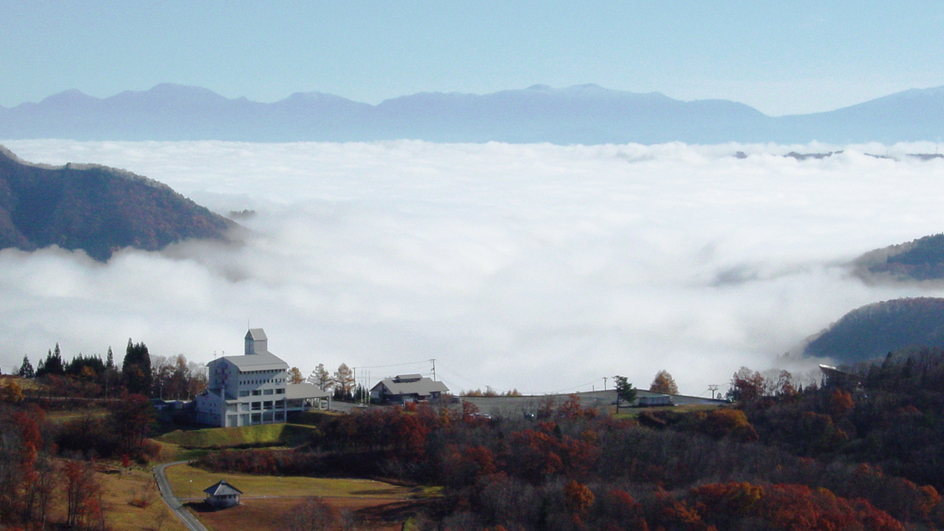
195;329;330;427
203;479;242;508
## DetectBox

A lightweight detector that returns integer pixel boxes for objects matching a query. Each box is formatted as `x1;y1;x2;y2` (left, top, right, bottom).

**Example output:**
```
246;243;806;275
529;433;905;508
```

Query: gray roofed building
222;352;288;372
245;328;269;354
195;328;331;427
370;374;449;404
204;479;242;508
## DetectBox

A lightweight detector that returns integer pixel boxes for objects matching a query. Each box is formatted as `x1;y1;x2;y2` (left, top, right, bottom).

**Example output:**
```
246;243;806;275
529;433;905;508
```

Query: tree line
192;349;944;530
10;339;206;400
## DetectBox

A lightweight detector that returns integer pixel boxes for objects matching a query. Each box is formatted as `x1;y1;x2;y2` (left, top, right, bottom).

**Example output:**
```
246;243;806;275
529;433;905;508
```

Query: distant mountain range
0;146;234;261
2;83;944;145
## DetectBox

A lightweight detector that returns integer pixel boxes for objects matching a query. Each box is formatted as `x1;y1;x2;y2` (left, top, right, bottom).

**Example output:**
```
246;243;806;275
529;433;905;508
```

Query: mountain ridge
0;146;235;261
2;83;944;144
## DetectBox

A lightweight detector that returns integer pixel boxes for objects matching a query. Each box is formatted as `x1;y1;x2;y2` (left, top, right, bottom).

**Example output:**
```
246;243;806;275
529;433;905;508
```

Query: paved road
153;461;208;531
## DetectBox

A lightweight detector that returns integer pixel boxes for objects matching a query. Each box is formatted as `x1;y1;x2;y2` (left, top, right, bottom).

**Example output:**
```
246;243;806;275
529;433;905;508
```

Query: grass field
164;463;435;531
156;423;320;449
164;463;425;500
37;463;189;531
189;496;432;531
99;466;190;531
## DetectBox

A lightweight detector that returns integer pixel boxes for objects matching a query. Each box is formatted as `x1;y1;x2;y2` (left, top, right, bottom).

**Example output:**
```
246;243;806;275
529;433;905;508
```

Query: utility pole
603;376;608;390
430;359;437;381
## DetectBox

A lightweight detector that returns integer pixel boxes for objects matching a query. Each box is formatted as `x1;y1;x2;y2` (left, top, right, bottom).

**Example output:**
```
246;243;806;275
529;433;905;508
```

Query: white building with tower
195;328;329;427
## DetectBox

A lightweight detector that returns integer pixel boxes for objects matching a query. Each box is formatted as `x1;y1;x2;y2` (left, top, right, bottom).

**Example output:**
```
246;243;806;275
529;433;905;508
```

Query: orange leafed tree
650;370;679;395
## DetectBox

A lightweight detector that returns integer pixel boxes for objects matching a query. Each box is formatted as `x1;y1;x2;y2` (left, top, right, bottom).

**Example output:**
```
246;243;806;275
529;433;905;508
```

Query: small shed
203;479;243;508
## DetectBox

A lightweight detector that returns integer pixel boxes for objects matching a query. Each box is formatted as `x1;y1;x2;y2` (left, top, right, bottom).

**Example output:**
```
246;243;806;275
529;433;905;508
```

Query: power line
355;359;430;370
548;378;606;395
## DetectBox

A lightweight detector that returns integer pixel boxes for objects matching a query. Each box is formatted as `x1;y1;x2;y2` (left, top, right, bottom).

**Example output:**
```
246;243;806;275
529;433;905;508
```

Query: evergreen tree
17;355;34;378
105;347;114;370
122;339;152;396
614;375;637;413
35;344;65;378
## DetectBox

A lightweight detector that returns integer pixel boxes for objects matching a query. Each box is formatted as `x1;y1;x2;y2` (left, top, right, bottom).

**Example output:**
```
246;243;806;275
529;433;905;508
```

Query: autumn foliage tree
110;392;157;459
649;370;679;395
287;367;305;384
64;460;104;531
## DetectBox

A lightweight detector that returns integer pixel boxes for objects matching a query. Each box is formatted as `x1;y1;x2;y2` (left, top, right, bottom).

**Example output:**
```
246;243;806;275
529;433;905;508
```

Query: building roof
372;375;449;397
245;328;267;342
286;382;330;400
215;352;288;372
204;479;243;496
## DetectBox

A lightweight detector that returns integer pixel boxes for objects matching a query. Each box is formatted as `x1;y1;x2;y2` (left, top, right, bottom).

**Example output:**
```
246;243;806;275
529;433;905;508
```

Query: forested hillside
0;146;234;261
192;348;944;530
804;297;944;363
856;233;944;282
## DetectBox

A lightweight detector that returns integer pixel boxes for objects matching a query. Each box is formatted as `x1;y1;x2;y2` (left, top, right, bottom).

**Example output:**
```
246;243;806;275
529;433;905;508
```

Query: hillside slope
853;233;944;282
0;146;234;261
804;297;944;362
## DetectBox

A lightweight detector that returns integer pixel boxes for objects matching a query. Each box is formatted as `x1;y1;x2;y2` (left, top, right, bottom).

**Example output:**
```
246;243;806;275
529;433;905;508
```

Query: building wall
202;357;291;427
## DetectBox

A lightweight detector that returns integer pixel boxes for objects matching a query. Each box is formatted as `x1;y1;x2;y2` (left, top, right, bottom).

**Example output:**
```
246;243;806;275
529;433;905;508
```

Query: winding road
153;461;208;531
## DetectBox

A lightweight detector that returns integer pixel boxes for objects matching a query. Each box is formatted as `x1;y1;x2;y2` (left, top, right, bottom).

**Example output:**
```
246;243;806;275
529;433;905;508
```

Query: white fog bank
2;140;943;396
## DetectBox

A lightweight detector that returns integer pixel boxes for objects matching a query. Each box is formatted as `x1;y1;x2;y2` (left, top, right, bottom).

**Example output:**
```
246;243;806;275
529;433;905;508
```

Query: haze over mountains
3;83;944;145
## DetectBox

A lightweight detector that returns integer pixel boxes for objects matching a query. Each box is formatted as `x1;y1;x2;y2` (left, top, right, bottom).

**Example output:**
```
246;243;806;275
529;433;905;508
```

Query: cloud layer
3;140;944;396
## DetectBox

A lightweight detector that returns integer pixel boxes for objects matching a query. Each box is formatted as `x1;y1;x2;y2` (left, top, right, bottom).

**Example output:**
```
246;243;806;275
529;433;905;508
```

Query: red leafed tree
64;459;103;530
110;392;155;458
563;480;595;522
685;482;904;531
699;408;758;442
390;410;430;459
828;389;855;419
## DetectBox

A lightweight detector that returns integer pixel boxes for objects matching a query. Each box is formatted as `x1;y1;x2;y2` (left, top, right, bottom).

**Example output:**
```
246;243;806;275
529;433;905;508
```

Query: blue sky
3;1;944;116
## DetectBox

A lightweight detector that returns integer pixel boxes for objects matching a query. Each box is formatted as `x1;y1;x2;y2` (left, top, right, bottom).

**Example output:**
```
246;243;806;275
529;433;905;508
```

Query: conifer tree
122;339;152;396
17;355;34;378
35;345;64;378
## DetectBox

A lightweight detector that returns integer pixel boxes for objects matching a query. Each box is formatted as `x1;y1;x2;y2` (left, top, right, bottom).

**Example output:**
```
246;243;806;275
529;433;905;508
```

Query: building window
275;388;285;394
263;389;274;395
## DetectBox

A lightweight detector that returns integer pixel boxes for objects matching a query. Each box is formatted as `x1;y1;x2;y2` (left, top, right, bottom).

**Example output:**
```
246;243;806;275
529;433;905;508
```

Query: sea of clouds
2;139;944;396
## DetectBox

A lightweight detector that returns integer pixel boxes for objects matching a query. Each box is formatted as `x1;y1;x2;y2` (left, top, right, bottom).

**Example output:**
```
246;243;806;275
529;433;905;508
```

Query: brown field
187;496;434;531
165;463;437;531
60;464;189;531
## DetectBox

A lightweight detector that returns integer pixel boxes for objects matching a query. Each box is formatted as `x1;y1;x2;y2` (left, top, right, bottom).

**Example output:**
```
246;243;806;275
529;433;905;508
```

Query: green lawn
164;464;419;500
155;423;320;449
